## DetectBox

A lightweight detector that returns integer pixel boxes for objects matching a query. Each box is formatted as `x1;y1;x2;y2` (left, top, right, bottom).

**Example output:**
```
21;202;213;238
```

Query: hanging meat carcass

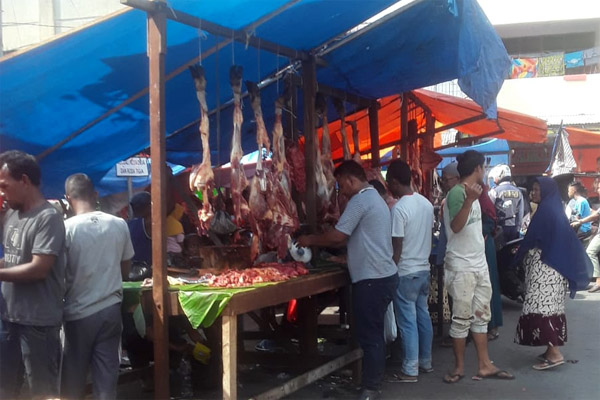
315;94;338;222
332;98;352;212
247;86;299;260
188;65;215;235
268;94;300;257
345;113;387;190
333;98;352;161
229;66;250;227
246;81;273;261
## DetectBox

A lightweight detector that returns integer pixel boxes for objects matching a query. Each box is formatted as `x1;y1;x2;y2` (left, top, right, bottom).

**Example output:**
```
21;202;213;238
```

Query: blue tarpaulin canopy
0;0;510;197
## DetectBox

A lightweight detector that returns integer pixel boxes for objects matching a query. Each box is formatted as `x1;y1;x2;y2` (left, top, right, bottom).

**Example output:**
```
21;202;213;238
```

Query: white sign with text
115;157;149;177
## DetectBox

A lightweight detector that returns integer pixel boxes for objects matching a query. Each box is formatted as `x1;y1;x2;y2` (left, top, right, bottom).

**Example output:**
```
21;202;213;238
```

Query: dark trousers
61;303;122;400
352;273;399;390
0;321;61;399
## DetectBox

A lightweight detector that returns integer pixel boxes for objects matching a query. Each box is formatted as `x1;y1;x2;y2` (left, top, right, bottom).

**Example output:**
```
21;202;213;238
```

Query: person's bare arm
121;259;131;281
0;254;56;282
450;183;482;233
297;229;348;248
392;237;403;265
571;208;600;227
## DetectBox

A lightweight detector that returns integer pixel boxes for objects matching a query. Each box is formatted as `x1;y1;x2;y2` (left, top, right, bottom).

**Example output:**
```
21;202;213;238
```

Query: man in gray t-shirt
61;173;134;399
298;160;398;398
0;151;66;399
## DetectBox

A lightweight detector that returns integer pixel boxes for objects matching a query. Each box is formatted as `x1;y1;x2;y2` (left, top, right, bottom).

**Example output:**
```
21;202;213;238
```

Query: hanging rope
216;39;221;166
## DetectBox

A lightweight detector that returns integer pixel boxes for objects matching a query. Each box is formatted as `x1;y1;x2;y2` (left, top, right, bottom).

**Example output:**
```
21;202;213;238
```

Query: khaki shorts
445;269;492;338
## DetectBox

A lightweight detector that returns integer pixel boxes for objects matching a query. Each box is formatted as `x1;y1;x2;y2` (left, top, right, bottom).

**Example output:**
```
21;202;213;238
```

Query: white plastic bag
384;302;397;344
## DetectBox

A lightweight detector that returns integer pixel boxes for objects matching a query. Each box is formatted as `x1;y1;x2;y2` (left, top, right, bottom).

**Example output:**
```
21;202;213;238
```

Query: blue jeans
394;270;433;376
0;321;61;399
353;274;399;390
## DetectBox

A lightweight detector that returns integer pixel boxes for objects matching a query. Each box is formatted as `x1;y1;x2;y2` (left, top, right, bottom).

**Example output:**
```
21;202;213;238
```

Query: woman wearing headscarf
479;187;503;341
514;177;592;370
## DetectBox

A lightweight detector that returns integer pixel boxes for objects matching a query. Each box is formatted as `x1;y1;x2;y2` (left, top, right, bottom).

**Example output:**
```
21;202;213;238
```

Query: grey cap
442;162;459;178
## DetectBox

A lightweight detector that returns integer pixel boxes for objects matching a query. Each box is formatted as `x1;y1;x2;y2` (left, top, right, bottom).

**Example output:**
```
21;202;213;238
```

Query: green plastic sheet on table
122;281;282;329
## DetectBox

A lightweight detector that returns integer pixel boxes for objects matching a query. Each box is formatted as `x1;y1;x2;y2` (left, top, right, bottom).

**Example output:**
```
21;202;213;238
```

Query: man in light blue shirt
298;160;398;399
568;182;592;237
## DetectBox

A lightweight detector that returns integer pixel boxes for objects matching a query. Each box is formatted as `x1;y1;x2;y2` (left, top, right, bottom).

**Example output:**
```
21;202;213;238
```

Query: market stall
1;0;515;398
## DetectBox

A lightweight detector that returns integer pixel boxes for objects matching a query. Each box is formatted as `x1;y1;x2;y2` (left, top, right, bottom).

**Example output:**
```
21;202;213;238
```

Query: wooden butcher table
143;268;358;400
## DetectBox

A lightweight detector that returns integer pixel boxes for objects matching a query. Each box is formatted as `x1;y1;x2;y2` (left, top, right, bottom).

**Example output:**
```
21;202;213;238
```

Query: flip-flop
443;373;465;384
487;331;500;341
536;353;548;362
472;370;515;381
533;359;565;370
419;366;434;374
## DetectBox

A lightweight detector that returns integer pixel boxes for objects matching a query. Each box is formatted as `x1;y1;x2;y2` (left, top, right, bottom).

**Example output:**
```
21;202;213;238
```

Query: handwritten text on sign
116;157;149;177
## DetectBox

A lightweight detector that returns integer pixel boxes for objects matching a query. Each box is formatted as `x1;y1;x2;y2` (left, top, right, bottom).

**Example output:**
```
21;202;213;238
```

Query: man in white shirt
61;174;134;399
386;160;434;383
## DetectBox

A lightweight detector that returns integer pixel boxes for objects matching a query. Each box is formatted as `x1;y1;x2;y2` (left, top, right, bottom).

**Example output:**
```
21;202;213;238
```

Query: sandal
533;359;564;370
472;370;515;380
443;373;464;384
487;331;499;341
390;373;418;383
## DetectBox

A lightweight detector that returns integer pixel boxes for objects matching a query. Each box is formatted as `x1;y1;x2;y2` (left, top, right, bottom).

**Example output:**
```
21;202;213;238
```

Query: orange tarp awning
413;89;548;146
565;127;600;176
300;90;548;162
565;127;600;148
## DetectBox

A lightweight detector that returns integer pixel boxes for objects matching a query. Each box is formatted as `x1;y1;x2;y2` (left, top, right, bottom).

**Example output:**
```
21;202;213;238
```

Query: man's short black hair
334;160;367;182
386;159;411;186
456;150;485;178
0;150;41;186
569;181;585;195
130;191;151;217
65;173;95;201
369;180;386;196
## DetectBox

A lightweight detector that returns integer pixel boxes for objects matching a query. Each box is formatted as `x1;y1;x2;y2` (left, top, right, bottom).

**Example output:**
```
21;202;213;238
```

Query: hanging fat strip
229;66;250;227
188;65;215;235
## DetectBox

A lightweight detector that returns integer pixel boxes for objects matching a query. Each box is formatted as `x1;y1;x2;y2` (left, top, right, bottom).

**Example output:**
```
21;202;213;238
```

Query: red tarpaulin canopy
412;89;548;147
302;90;548;162
565;127;600;176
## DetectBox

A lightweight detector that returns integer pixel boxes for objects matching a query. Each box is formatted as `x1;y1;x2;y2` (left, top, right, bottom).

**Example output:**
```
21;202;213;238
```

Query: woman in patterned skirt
514;177;592;370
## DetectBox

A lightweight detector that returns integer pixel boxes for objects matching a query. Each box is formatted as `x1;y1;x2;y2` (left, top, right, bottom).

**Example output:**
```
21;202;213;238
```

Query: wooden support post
251;349;363;400
400;92;408;161
298;296;318;359
368;102;380;167
302;57;318;233
147;3;169;399
223;314;238;400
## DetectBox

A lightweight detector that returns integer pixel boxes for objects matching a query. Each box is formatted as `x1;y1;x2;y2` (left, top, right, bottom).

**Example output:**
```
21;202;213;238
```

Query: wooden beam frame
146;3;169;399
38;0;302;160
368;102;380;166
433;129;505;151
250;348;363;400
121;0;307;61
302;57;318;234
433;114;488;134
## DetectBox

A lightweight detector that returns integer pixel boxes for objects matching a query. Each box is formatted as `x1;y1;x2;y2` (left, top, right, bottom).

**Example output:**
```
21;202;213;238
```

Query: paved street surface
290;291;600;400
117;290;600;399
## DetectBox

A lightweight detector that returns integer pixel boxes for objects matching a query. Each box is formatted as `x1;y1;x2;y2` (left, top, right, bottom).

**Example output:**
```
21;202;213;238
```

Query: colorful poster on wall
510;58;538;78
537;53;565;77
564;51;584;68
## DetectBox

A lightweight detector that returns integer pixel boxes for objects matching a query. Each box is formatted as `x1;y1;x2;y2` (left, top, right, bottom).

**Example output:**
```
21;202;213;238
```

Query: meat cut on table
205;262;309;288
